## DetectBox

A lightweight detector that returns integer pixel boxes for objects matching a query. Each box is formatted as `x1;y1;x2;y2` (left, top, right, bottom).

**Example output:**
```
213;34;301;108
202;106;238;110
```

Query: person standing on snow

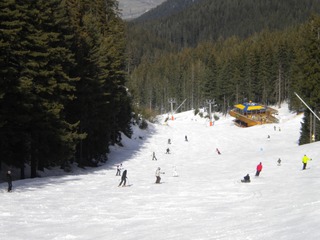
302;154;312;170
277;158;281;166
155;167;165;184
152;152;157;161
185;135;188;142
216;148;221;155
7;171;13;192
116;164;122;176
118;169;127;187
255;162;263;176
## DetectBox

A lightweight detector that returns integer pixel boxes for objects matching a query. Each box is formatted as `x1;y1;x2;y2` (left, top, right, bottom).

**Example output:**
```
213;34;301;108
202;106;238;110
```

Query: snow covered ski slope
1;103;320;240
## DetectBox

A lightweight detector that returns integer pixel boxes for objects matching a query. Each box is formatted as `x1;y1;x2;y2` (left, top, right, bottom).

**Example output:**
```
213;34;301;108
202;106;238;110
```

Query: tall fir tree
293;15;320;144
0;0;27;173
66;0;132;165
0;0;82;178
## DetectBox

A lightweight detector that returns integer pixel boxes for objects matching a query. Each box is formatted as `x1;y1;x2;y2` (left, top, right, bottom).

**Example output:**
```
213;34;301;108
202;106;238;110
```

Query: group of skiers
116;164;171;186
274;125;281;131
240;127;311;183
118;135;188;186
115;163;128;187
241;154;312;183
2;153;314;191
115;129;315;187
151;136;188;183
242;162;263;183
114;149;313;187
3;125;314;191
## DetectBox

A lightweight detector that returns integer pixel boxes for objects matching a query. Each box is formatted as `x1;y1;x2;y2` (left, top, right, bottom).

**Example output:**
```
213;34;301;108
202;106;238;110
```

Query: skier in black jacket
118;169;127;187
241;174;250;183
7;171;13;192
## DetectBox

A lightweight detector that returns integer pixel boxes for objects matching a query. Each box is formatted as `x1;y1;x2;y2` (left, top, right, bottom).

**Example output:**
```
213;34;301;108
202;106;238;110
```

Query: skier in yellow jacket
302;154;312;170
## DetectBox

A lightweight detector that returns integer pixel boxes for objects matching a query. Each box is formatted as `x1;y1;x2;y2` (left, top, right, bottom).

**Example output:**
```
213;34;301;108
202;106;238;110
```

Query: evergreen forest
0;0;132;178
126;0;320;145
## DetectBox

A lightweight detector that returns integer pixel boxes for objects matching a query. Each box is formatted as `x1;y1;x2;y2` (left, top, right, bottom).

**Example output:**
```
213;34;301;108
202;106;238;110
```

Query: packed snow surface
1;103;320;240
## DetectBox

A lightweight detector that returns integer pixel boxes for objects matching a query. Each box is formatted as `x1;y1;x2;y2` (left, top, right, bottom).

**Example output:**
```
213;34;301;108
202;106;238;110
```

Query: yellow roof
234;103;265;112
235;104;245;110
247;105;264;111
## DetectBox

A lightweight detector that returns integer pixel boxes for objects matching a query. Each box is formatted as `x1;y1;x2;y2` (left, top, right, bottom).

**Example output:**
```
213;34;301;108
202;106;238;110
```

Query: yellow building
229;102;278;127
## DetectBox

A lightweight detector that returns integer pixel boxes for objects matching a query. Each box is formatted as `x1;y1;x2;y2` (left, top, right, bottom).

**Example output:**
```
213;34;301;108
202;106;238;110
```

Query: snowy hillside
118;0;167;19
1;103;320;240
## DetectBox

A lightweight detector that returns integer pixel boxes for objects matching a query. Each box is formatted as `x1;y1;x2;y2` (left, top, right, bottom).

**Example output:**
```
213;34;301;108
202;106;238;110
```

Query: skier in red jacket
255;162;263;176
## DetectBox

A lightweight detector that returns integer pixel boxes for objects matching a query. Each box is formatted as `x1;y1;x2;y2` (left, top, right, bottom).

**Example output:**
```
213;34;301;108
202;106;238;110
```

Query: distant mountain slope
125;0;320;113
128;0;320;48
118;0;167;20
133;0;202;22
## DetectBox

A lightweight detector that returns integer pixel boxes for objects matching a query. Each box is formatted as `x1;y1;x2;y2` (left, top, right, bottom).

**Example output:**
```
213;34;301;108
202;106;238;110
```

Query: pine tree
293;15;320;144
0;0;82;177
0;0;27;173
66;0;132;165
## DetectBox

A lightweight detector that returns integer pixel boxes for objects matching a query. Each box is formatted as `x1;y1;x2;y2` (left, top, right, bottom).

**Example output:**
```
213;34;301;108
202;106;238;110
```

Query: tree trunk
20;164;25;180
30;144;38;178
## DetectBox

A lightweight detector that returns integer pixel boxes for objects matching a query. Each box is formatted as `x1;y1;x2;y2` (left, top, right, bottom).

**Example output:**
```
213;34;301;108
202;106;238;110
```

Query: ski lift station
229;101;278;127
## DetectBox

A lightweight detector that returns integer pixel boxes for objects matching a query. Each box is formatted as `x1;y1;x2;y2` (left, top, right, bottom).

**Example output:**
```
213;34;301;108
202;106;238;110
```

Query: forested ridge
0;0;132;179
126;0;320;145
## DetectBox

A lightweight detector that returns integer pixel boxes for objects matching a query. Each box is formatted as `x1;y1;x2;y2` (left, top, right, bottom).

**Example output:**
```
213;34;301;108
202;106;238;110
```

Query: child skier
166;148;170;154
172;166;178;177
116;164;122;176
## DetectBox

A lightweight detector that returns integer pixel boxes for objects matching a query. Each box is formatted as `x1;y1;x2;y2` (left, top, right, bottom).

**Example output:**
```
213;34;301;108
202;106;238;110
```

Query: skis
118;184;133;187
